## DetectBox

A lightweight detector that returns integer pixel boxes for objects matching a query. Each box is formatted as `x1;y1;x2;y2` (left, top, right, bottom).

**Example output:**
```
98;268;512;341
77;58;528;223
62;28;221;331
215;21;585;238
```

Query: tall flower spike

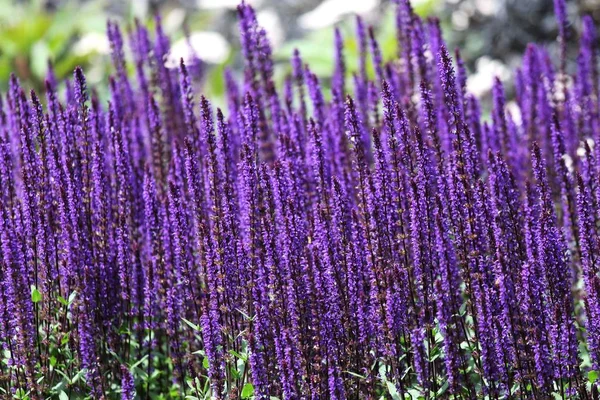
438;45;462;153
433;197;462;393
107;21;134;113
395;0;415;92
121;365;135;400
531;142;579;383
333;27;346;99
549;114;577;248
368;26;384;88
576;173;600;371
491;77;508;155
291;49;307;123
554;0;568;76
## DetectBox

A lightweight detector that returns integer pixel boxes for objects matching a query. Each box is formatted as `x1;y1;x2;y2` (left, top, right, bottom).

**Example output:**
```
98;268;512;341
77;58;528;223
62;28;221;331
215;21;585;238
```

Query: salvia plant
1;0;600;398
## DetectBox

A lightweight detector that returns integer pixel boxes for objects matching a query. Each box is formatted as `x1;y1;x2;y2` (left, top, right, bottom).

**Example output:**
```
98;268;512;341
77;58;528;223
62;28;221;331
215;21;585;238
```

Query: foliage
0;0;112;92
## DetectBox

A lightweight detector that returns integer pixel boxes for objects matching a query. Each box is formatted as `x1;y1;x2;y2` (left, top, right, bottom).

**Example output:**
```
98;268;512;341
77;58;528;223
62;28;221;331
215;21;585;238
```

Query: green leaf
57;296;68;306
107;349;124;364
236;308;255;321
59;392;69;400
436;381;449;396
134;366;149;381
13;388;30;400
150;369;162;381
186;378;197;390
428;346;441;362
202;356;209;369
228;349;247;361
60;333;70;346
589;370;599;384
130;355;148;369
401;365;412;380
510;381;521;396
230;365;241;380
182;318;200;331
385;381;401;400
345;370;367;380
434;329;444;344
241;383;254;399
459;302;467;316
71;368;86;384
54;370;70;382
30;286;42;303
68;291;77;305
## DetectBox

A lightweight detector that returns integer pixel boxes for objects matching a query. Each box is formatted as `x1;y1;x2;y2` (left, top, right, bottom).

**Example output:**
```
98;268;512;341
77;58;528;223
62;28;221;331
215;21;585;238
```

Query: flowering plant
0;0;599;398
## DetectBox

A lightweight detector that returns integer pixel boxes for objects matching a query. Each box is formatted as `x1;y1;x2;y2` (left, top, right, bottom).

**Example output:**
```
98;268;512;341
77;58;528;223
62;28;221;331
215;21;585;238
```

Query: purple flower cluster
1;0;600;398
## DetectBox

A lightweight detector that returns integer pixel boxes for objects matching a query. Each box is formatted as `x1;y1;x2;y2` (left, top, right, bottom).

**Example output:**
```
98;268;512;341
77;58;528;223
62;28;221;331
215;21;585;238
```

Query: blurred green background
0;0;594;102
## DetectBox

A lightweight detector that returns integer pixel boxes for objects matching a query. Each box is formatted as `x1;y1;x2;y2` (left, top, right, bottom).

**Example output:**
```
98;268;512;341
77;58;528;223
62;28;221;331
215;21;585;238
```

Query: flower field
0;0;599;398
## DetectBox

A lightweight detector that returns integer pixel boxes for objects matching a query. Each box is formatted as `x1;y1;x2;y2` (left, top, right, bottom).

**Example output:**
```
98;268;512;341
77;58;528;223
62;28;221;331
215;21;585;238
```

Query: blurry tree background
0;0;596;102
